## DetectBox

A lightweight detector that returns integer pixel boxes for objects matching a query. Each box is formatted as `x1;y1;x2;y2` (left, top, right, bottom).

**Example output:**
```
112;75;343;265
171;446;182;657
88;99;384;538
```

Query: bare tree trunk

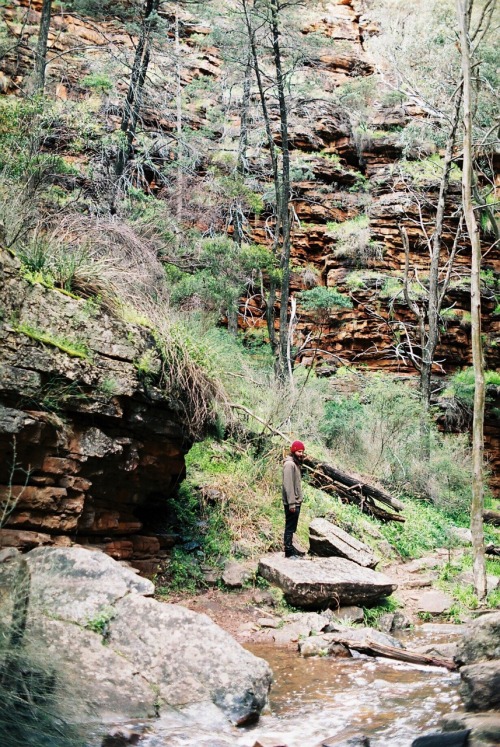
116;0;159;178
242;0;280;358
270;0;292;382
34;0;52;93
175;5;183;246
457;0;487;600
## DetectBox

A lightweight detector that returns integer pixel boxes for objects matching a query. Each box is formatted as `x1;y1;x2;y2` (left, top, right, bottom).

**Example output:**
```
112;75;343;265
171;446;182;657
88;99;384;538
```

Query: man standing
282;440;306;558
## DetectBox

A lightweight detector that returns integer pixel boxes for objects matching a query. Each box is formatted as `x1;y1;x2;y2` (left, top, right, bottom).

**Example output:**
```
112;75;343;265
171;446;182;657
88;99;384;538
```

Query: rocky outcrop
308;518;377;568
0;248;210;572
0;546;272;727
438;613;500;747
258;553;396;609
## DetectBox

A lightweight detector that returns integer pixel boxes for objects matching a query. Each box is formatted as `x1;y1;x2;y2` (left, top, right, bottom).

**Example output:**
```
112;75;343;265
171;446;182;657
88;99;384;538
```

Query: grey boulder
1;547;272;726
309;518;377;568
258;553;396;609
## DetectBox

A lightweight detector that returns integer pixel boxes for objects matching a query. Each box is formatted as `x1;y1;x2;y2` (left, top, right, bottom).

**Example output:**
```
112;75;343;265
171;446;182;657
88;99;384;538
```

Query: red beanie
290;440;305;453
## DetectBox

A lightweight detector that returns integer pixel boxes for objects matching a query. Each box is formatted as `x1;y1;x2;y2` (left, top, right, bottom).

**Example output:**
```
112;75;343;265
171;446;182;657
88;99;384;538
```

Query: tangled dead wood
229;403;405;523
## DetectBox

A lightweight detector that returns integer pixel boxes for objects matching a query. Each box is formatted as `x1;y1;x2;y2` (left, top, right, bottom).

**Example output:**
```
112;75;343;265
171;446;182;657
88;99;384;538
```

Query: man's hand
289;506;296;513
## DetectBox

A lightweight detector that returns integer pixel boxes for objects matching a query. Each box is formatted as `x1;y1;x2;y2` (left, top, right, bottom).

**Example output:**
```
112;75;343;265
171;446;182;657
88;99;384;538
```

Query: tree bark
116;0;159;178
457;0;487;600
327;634;457;671
270;0;292;382
34;0;52;93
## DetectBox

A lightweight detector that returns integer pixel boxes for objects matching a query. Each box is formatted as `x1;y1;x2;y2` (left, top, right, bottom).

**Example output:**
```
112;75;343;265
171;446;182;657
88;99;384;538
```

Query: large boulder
459;661;500;713
0;547;272;727
455;612;500;667
308;518;377;568
258;554;396;609
454;612;500;714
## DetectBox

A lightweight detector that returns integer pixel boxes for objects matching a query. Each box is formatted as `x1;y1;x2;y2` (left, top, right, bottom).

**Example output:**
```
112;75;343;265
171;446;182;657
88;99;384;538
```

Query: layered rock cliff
0;0;498;556
0;247;208;572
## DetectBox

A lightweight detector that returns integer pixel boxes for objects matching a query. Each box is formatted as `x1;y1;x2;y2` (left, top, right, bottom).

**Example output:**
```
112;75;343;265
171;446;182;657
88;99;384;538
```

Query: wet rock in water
377;612;395;633
414;643;459;660
101;726;143;746
455;612;500;666
320;730;370;746
272;611;330;644
0;547;272;728
308;518;377;568
417;590;454;616
258;553;396;609
442;711;500;746
459;660;500;712
454;612;500;714
298;626;403;657
300;636;351;658
411;730;470;746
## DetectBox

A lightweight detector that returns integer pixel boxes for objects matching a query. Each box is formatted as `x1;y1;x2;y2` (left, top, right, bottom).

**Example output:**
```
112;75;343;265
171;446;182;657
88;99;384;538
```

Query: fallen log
485;544;500;557
304;456;405;519
483;510;500;527
333;635;457;671
229;403;405;522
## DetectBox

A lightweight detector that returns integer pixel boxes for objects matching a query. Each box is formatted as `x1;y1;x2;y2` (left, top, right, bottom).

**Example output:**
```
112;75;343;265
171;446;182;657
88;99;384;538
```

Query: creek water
141;624;463;747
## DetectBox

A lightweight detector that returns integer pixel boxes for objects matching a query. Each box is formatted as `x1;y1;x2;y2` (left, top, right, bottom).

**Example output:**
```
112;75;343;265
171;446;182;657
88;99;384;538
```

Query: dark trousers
284;504;301;550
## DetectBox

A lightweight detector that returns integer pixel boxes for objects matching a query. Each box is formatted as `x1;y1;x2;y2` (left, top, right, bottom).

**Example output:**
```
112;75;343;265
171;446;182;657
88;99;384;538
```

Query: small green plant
81;73;113;94
84;607;115;640
363;596;400;627
134;349;159;378
98;377;119;397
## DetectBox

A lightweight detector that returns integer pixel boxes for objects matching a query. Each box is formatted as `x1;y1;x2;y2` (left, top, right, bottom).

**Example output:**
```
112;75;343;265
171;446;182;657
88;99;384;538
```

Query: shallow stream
141;624;463;747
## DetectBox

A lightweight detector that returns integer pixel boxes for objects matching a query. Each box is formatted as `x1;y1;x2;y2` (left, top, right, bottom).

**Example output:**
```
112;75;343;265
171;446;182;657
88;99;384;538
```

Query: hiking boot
291;546;306;557
284;552;300;559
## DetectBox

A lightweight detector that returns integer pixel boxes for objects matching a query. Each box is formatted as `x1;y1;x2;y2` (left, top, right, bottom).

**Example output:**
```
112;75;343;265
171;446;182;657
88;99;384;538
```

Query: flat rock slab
417;590;454;615
309;518;377;568
258;554;397;609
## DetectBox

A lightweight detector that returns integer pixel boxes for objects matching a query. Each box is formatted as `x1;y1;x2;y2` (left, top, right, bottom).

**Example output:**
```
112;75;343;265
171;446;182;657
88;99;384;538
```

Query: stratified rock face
0;547;272;726
308;518;377;568
0;248;192;572
258;553;396;609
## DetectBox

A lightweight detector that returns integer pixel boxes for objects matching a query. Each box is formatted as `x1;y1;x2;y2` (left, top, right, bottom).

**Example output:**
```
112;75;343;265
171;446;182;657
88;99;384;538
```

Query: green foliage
14;322;90;360
297;286;353;314
379;501;460;559
62;0;142;21
81;73;114;93
398;155;462;185
325;215;382;265
84;607;115;639
321;374;474;516
363;596;400;627
320;395;363;450
447;368;500;407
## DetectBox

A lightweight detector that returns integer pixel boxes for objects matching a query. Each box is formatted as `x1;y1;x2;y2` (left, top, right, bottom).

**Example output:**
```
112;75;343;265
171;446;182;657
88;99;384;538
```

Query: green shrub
297;286;353;314
81;73;113;93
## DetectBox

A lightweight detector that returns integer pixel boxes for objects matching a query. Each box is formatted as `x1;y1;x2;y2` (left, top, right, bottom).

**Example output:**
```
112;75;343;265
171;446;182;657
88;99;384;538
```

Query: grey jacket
282;455;303;509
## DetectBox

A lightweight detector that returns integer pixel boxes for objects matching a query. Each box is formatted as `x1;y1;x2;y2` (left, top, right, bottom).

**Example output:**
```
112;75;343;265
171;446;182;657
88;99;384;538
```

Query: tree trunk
175;5;183;246
457;0;487;600
34;0;52;93
270;0;292;382
116;0;159;178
